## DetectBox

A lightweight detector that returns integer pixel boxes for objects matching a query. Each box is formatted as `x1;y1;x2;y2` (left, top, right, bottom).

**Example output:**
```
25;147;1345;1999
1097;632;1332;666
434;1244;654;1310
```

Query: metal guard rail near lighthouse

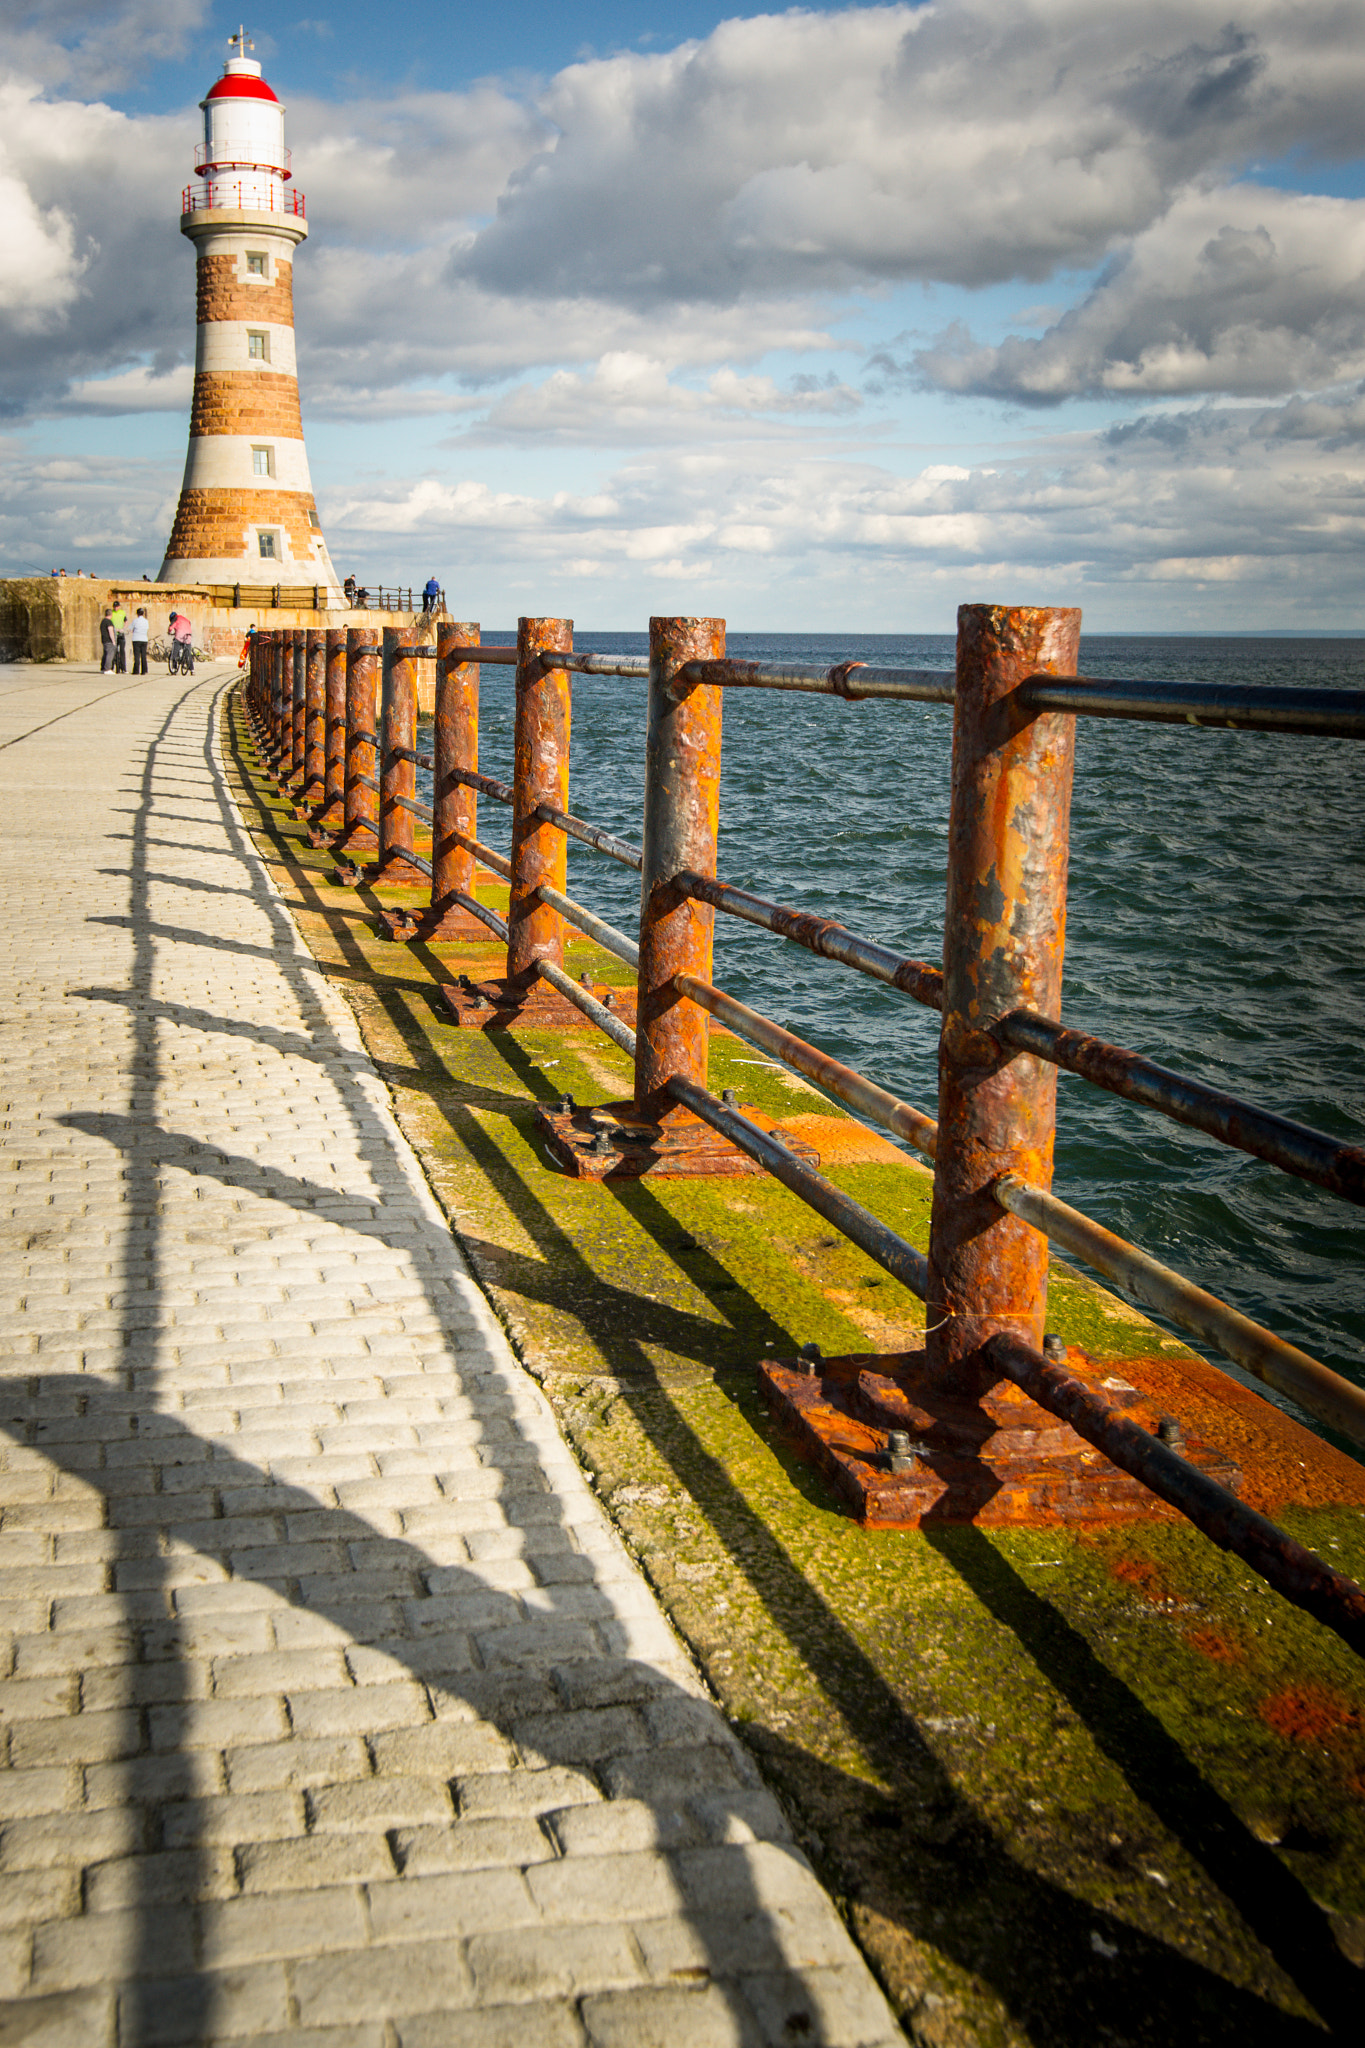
244;610;1365;1665
160;30;339;599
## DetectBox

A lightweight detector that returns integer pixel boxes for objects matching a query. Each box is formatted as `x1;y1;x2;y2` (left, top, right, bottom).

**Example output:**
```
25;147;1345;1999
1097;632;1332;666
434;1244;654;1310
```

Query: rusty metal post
290;628;306;786
271;632;286;766
334;626;379;871
301;627;326;809
925;603;1082;1392
262;632;276;753
633;616;725;1118
407;620;487;939
313;627;347;837
507;617;572;986
375;626;425;885
279;632;297;780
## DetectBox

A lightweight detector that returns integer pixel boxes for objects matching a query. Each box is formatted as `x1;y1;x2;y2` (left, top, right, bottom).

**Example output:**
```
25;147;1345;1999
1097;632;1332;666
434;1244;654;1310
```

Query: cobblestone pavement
0;663;904;2047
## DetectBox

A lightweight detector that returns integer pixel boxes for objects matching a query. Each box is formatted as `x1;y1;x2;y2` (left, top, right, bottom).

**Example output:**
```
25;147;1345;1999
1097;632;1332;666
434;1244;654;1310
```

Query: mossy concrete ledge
226;689;1365;2048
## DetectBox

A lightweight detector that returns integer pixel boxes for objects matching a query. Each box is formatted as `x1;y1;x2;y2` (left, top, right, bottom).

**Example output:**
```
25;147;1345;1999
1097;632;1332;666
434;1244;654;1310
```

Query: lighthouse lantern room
159;30;340;595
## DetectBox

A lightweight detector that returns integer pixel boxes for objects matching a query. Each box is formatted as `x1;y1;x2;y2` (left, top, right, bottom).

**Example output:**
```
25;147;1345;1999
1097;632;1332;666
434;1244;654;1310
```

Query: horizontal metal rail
534;959;638;1056
533;802;642;871
349;728;378;750
393;644;436;661
668;1075;930;1301
995;1176;1365;1449
394;794;431;822
676;869;944;1009
676;658;956;705
997;1010;1365;1208
442;644;517;667
674;972;939;1160
556;652;650;679
442;645;650;679
449;891;508;942
448;829;512;881
349;773;379;796
1020;674;1365;740
987;1333;1365;1660
452;766;515;807
381;845;432;879
532;884;639;967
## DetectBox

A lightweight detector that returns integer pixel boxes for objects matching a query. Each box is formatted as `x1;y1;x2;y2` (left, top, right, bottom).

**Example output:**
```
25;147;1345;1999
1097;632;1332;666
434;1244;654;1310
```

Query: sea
419;633;1365;1413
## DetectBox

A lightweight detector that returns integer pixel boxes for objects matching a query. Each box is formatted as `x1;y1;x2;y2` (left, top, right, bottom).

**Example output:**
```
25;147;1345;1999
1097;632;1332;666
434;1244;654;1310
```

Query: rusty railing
241;610;1365;1658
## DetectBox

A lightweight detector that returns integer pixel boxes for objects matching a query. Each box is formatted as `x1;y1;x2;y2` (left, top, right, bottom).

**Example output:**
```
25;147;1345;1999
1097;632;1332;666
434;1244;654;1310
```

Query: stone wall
1;580;440;697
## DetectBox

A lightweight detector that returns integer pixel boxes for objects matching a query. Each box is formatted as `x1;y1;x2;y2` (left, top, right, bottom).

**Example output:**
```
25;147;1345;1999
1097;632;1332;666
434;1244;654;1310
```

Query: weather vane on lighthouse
228;27;255;60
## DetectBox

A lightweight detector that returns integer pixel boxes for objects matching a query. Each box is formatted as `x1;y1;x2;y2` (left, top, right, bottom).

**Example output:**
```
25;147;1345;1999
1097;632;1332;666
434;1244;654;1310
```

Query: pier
2;642;1364;2045
0;662;901;2045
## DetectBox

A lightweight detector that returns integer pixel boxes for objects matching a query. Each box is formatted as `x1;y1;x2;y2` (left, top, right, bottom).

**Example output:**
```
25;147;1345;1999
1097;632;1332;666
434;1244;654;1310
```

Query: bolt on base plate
759;1347;1240;1527
536;1097;820;1180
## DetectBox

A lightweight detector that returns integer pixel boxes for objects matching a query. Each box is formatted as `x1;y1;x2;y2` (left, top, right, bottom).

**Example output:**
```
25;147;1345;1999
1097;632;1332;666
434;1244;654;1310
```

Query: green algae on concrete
224;693;1365;2048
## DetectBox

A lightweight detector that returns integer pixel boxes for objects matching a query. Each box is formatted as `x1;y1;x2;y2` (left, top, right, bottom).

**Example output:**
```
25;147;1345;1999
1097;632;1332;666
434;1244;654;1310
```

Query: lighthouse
159;31;340;595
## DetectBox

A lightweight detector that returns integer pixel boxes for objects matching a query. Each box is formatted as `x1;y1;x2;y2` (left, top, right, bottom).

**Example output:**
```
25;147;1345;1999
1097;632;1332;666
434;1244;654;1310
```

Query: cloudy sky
5;0;1365;629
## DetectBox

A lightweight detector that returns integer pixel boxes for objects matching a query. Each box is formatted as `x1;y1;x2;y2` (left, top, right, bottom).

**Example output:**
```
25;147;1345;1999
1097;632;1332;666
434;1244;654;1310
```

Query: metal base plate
438;978;637;1032
759;1347;1241;1527
306;805;344;848
536;1098;820;1181
376;905;498;944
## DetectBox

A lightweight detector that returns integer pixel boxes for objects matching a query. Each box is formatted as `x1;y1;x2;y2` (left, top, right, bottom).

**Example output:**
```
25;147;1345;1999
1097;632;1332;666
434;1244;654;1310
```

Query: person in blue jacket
422;576;441;615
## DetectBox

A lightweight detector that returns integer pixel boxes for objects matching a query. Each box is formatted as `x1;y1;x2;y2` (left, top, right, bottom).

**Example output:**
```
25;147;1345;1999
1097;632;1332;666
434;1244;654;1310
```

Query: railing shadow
223;698;1358;2042
13;673;866;2045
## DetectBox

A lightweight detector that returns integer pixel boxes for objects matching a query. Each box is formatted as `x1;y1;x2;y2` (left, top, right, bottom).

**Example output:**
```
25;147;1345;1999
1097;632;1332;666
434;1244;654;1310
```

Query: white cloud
11;1;212;93
912;185;1365;400
460;2;1365;303
466;352;861;444
315;394;1365;621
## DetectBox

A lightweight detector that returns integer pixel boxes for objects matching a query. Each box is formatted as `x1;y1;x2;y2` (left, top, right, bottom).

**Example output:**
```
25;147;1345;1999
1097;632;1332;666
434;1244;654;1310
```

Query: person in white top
131;608;150;676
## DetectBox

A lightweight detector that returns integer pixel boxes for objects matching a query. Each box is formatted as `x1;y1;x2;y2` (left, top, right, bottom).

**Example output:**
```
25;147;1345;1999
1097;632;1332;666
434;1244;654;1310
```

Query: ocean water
420;633;1365;1409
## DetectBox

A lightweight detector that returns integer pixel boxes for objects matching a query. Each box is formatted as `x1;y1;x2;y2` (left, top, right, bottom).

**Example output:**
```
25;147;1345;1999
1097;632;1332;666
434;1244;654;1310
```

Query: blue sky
6;1;1365;629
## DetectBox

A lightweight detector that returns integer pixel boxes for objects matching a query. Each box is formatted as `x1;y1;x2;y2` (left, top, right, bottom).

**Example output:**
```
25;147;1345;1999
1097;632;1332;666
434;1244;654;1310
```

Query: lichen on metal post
268;633;284;761
376;626;424;883
925;602;1081;1393
279;633;297;780
435;621;479;905
634;615;725;1118
338;626;379;857
290;628;306;786
507;617;572;987
317;627;347;830
303;627;326;806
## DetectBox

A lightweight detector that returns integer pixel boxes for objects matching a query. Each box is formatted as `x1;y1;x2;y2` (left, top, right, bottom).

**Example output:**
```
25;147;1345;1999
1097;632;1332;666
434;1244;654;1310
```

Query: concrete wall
1;579;440;681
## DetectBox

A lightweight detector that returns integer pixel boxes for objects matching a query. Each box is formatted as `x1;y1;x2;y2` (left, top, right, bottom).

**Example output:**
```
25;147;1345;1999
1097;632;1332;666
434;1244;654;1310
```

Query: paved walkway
0;663;902;2047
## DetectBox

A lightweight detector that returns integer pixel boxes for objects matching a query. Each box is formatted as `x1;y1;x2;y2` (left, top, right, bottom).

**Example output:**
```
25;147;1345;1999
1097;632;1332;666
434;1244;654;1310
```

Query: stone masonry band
190;371;305;441
164;487;322;567
197;253;295;328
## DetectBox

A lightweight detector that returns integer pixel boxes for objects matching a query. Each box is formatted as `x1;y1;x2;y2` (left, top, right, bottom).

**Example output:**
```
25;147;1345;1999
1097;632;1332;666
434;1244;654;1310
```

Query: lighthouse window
246;251;268;277
258;532;277;560
252;446;275;477
248;331;269;361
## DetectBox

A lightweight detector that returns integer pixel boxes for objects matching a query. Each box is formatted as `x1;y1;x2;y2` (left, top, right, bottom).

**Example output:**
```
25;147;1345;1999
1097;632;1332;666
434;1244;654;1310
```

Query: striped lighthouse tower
159;30;340;596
